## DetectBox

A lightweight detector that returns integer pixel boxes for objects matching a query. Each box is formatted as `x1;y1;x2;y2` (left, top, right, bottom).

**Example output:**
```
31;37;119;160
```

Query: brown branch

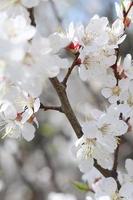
50;77;83;138
94;160;112;178
94;161;121;190
123;1;133;19
112;144;121;190
123;1;133;29
28;8;36;26
62;53;80;87
40;103;63;113
112;144;120;173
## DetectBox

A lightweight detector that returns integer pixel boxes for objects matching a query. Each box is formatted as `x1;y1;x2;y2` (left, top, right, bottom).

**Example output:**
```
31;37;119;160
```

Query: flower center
15;96;34;111
82;33;93;45
112;86;121;96
83;56;91;69
82;138;96;159
112;193;122;200
23;53;34;66
99;123;111;135
127;93;133;106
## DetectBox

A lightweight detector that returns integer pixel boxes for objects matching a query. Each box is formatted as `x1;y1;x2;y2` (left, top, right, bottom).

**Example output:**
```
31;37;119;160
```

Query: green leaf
72;181;89;192
40;123;55;138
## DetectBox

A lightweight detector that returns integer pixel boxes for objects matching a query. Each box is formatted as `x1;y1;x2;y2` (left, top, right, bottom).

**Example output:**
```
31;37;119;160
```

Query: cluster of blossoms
83;159;133;199
73;0;133;199
0;0;69;141
0;0;133;199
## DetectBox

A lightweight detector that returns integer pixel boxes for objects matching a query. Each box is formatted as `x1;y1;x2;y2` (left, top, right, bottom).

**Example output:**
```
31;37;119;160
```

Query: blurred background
0;0;133;199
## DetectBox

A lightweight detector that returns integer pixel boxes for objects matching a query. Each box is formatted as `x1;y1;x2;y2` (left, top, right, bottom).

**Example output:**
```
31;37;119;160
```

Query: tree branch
62;53;80;87
112;144;120;173
40;103;63;113
28;8;36;26
123;1;133;29
49;77;83;138
112;144;121;190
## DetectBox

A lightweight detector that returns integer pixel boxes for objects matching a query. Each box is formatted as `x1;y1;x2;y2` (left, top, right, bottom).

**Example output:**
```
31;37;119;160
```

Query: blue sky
63;0;120;26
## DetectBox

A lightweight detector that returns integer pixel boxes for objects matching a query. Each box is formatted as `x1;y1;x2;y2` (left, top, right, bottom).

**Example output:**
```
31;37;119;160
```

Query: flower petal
22;123;35;141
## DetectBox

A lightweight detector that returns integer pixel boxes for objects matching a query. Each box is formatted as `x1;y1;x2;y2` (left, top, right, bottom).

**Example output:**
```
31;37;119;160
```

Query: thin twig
123;1;133;29
112;144;120;173
112;144;121;190
94;160;112;178
28;8;36;26
40;103;63;113
62;53;80;87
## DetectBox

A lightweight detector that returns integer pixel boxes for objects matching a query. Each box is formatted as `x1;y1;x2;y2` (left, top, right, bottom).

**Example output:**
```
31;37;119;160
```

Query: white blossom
93;177;131;200
74;132;113;173
0;12;36;43
101;75;129;103
123;54;133;79
0;93;37;141
0;0;48;10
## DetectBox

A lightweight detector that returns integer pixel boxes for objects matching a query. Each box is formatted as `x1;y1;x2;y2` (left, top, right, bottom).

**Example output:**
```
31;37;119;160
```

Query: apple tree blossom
0;0;133;199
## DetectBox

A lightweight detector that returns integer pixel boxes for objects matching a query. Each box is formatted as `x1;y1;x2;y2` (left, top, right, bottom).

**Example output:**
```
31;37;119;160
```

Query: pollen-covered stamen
112;86;121;96
23;53;35;66
15;96;34;111
99;123;111;135
0;120;8;133
2;125;13;138
112;193;123;200
81;138;96;159
0;118;18;138
2;120;21;139
82;33;93;45
116;136;121;145
83;55;94;70
127;93;133;106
